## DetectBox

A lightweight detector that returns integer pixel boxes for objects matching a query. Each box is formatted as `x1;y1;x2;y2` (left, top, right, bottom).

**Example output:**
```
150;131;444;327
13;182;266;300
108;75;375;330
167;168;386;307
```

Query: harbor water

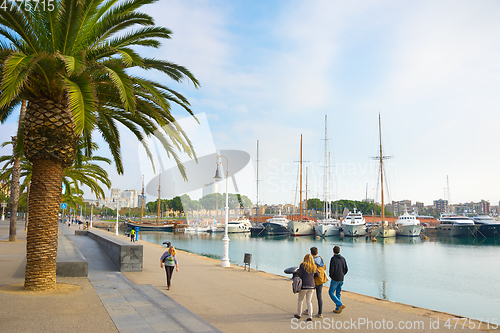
132;230;500;323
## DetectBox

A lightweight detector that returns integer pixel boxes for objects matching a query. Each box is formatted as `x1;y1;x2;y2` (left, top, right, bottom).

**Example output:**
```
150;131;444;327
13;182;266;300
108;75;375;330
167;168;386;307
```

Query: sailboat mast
324;115;328;219
157;172;161;224
299;134;303;220
305;167;308;218
140;175;144;222
256;140;259;216
379;114;385;223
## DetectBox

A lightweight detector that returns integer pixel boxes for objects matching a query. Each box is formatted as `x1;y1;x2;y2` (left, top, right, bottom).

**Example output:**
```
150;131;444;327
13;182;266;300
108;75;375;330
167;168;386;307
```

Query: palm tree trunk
24;159;64;291
9;100;26;242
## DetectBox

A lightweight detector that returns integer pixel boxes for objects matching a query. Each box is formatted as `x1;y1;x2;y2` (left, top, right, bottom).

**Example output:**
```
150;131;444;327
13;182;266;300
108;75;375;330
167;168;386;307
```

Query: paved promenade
1;219;497;333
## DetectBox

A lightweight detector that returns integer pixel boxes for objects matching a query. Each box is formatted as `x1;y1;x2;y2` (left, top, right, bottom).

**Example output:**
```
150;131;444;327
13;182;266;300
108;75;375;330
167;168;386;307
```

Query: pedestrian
130;228;135;242
329;245;348;314
306;247;328;318
293;254;319;322
160;245;179;290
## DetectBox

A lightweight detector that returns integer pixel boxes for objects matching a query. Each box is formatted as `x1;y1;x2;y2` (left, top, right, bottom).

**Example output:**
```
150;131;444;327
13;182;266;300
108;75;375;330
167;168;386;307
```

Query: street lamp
214;155;230;268
1;202;6;221
90;201;93;228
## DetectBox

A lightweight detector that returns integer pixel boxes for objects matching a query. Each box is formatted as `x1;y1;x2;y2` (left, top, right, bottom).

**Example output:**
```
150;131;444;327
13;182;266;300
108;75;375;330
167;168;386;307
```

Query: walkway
1;219;498;332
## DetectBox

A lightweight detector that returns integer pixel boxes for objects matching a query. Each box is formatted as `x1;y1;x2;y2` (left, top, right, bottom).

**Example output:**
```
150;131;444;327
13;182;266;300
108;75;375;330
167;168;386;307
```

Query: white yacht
263;212;290;236
395;212;421;237
227;217;252;233
341;209;367;237
315;219;341;237
436;213;479;237
288;219;315;236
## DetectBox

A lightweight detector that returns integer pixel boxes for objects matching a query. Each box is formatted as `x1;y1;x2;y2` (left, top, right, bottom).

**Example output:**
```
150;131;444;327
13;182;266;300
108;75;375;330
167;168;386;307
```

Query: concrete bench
83;229;143;272
56;234;88;277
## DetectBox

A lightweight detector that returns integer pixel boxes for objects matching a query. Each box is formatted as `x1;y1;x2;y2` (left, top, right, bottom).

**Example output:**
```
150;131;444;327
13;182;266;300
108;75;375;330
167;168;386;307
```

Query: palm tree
0;0;199;290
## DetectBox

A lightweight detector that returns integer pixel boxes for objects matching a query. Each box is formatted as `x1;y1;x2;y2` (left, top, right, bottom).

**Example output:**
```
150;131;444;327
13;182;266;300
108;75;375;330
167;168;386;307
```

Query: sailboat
370;114;396;239
315;116;340;237
126;173;174;231
288;135;315;236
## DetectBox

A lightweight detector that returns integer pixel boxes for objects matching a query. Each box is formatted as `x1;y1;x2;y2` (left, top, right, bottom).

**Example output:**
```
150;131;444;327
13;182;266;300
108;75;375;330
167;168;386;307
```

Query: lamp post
90;201;93;228
1;202;6;221
214;155;230;268
115;199;120;236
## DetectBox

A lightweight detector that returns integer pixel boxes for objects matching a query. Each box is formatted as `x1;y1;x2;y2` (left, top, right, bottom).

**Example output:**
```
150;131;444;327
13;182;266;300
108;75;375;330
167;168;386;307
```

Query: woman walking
160;245;179;290
294;254;319;321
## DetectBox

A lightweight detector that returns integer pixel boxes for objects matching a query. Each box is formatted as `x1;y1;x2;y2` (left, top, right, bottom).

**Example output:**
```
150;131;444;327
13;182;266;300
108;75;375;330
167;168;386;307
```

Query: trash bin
244;253;252;271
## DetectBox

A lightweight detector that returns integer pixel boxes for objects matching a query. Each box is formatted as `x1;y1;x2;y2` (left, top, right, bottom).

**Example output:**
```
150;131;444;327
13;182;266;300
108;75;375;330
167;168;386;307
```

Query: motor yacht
436;213;479;237
341;209;367;237
471;215;500;238
263;212;290;236
227;217;252;233
395;212;421;237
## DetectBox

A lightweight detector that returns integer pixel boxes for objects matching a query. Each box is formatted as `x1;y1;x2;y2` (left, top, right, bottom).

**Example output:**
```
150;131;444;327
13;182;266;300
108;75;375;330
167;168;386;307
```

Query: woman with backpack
293;254;319;321
160;245;179;290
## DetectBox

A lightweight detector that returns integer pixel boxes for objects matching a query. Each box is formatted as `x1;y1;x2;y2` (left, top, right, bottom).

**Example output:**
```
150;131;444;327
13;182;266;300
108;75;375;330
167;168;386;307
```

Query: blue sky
2;0;500;207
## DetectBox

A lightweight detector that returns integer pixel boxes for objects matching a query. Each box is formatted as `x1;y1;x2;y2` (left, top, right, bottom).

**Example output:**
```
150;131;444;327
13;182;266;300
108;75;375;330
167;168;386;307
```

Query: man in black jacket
329;246;348;314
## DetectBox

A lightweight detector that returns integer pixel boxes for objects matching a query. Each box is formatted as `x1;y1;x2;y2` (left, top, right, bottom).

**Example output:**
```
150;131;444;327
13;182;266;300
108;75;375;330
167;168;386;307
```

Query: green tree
0;0;198;290
307;198;323;210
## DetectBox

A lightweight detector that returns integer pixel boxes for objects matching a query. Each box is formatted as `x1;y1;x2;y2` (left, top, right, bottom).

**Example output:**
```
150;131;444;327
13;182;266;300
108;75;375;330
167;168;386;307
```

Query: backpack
292;276;302;294
314;256;328;285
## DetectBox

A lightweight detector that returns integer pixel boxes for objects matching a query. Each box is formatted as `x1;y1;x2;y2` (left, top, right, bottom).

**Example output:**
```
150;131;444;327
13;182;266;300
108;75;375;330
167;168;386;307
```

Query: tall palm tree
0;0;199;290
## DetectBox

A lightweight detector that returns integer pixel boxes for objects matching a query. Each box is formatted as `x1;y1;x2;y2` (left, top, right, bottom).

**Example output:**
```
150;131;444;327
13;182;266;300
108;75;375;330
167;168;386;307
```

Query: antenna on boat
256;140;261;217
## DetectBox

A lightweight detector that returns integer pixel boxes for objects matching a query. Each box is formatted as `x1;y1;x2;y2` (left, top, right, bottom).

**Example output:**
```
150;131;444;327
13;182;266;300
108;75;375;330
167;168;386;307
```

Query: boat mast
379;113;385;225
299;134;303;220
305;167;308;218
140;175;144;222
323;115;328;220
157;172;161;224
256;140;260;217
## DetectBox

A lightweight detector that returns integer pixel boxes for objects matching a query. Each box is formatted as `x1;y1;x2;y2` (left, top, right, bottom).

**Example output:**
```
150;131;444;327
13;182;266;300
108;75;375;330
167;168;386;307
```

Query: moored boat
315;219;341;237
227;217;252;233
471;215;500;238
126;220;173;231
288;219;315;236
263;212;290;236
396;212;421;237
436;213;479;237
342;209;367;237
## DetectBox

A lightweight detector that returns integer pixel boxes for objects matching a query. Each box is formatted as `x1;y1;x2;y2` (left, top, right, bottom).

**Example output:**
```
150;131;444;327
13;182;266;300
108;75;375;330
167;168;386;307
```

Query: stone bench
82;229;143;272
56;234;88;277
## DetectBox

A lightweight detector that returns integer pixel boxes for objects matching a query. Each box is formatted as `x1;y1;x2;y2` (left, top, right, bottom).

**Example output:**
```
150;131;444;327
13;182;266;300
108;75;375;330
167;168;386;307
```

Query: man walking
329;245;348;314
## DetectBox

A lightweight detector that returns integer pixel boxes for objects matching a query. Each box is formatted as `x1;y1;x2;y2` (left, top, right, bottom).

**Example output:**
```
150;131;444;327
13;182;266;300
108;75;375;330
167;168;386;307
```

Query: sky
1;0;500;207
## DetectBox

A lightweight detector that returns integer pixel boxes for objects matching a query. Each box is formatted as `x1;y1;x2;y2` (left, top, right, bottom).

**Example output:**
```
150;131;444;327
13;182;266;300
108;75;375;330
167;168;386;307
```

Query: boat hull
436;225;479;237
288;221;315;236
371;226;396;238
397;224;421;237
315;224;340;237
476;224;500;237
342;224;367;237
263;222;290;236
126;222;173;231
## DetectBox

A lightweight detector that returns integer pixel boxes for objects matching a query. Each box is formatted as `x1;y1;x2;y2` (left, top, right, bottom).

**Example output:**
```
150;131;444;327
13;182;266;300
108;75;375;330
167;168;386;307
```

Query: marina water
133;230;500;323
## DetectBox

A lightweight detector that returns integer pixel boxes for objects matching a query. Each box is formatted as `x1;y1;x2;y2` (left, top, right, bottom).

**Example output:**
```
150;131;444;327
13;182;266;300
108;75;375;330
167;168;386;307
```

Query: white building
122;189;139;208
202;182;219;197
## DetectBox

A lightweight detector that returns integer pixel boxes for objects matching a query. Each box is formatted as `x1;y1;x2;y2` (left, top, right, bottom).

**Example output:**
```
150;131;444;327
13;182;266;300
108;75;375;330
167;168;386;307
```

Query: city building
122;189;139;208
388;200;412;216
433;199;448;213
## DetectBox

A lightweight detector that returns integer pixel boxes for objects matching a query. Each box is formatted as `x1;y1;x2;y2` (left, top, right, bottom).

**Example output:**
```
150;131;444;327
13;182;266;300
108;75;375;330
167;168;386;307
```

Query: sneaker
315;314;323;318
307;318;313;322
337;305;346;314
294;314;301;319
303;309;309;315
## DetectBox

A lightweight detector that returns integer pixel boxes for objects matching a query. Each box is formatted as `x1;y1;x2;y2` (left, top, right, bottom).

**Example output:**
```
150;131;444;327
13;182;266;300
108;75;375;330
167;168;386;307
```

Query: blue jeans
329;280;343;309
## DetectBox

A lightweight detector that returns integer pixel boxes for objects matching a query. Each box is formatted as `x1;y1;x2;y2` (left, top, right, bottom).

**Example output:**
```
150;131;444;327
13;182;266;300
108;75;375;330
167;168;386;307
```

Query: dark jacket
329;254;348;281
297;263;319;289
